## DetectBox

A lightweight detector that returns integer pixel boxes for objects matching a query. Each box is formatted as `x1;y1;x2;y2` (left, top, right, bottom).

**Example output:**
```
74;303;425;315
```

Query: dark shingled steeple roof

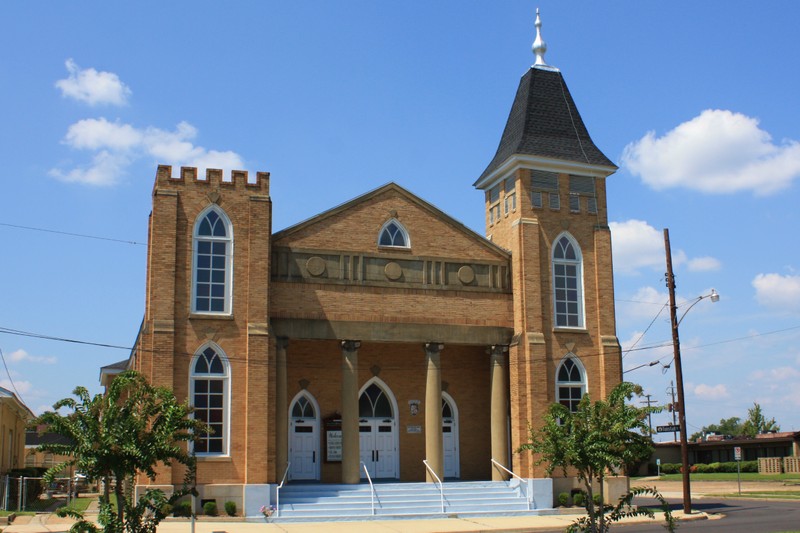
476;67;615;186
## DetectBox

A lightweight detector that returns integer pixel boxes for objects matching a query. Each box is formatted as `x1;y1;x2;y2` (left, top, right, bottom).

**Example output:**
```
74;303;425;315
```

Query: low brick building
102;14;623;514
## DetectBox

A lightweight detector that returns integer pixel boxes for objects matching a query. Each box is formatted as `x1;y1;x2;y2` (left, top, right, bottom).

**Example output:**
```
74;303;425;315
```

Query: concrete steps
274;480;550;522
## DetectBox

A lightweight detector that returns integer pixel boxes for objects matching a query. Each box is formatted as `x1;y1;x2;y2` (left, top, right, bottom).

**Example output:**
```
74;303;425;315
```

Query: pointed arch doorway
358;378;399;479
288;392;321;481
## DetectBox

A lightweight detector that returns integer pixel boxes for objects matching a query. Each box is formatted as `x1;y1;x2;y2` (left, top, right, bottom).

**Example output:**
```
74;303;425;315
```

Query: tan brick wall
485;169;621;477
284;340;491;482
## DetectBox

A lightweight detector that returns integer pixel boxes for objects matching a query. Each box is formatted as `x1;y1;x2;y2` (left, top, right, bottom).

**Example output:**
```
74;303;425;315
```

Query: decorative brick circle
384;262;402;281
306;256;326;277
458;265;475;285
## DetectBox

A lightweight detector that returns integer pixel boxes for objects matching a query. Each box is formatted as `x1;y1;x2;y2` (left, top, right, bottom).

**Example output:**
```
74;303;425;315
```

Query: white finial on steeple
532;8;548;67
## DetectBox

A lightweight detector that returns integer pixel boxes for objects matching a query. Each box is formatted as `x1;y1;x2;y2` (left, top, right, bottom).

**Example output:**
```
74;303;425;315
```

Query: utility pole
640;394;655;435
666;381;678;441
665;228;692;515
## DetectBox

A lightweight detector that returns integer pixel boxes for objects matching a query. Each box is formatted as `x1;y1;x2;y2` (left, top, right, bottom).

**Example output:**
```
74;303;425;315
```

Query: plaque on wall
324;416;342;462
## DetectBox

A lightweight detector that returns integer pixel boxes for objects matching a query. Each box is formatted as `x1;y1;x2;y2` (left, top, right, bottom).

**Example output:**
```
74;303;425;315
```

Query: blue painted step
274;480;550;522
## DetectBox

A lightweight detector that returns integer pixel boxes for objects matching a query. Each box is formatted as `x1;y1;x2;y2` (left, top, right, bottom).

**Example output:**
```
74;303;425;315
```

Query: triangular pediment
273;182;509;261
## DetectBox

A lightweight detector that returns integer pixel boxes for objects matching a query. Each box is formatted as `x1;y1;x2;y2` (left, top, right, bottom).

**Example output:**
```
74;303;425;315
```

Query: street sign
656;424;680;433
734;446;742;461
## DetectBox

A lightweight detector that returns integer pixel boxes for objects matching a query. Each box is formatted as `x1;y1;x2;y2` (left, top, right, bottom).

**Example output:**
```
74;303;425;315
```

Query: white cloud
622;109;800;196
55;58;132;106
751;366;800;382
51;120;245;186
752;273;800;313
610;220;688;275
687;256;722;272
8;349;57;365
0;379;32;395
64;118;142;150
693;383;730;400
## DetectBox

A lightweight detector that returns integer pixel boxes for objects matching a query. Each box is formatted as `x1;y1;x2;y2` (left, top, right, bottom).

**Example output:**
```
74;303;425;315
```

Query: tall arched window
556;356;586;412
193;206;233;314
378;219;410;248
191;344;230;455
552;233;584;328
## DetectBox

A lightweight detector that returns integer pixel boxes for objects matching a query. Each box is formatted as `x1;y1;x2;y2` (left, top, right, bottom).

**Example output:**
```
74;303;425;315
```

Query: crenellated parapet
154;165;270;195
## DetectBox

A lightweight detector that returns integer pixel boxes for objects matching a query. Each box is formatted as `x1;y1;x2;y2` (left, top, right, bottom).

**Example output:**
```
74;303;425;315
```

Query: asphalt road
618;497;800;533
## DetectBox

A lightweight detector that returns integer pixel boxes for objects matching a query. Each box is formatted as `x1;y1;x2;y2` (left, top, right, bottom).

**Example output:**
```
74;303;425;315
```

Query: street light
664;228;719;515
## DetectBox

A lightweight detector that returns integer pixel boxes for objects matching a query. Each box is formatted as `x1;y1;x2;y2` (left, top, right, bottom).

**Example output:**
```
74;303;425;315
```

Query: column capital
341;340;361;352
424;342;444;355
487;344;509;357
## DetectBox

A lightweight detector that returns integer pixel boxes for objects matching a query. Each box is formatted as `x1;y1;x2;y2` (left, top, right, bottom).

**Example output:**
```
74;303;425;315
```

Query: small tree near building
742;402;780;438
34;370;208;533
519;381;675;533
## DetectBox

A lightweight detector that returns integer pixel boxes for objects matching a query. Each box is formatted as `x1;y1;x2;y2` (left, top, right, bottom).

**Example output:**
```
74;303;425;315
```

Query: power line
2;322;799;374
0;222;146;246
0;347;25;404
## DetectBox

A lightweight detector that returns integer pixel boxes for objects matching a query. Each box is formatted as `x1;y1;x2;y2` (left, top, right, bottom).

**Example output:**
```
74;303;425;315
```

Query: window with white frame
531;170;559;210
191;344;229;455
378;219;410;248
556;356;586;412
552;233;584;328
504;178;517;215
488;185;501;225
193;207;233;314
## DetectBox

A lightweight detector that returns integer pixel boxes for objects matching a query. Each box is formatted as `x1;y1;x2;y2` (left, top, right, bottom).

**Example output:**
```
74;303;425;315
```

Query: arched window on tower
556;356;586;412
193;206;233;314
552;233;584;328
378;219;410;248
190;343;230;455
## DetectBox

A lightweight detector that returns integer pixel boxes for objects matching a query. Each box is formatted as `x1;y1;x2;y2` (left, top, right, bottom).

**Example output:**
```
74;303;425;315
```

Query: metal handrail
360;461;376;515
275;462;291;518
422;460;445;513
491;458;532;510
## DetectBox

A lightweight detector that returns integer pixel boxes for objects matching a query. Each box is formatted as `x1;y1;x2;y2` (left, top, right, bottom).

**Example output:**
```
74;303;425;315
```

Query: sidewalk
2;510;707;533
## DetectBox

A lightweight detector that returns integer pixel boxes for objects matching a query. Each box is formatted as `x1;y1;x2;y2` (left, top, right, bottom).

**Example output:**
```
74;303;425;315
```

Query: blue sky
2;2;799;441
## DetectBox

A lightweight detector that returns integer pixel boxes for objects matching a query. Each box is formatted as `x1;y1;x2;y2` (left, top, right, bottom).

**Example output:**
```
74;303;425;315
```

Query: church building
102;11;622;515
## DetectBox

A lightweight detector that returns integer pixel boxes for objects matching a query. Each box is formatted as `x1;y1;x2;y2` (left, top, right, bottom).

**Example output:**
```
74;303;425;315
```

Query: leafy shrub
224;501;237;516
572;492;585;507
658;460;759;474
593;493;602;505
173;500;193;517
558;492;570;507
203;500;218;516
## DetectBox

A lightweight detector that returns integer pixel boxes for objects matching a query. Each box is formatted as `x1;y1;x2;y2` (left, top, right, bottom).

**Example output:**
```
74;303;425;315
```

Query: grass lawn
635;473;800;482
64;496;94;512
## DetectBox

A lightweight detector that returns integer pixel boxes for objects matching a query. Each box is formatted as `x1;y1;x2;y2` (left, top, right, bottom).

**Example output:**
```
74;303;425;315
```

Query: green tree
519;382;674;533
742;402;780;438
689;416;744;441
34;370;208;533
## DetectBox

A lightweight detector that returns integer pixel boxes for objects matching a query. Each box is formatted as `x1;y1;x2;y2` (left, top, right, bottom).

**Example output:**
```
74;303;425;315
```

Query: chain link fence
0;476;77;512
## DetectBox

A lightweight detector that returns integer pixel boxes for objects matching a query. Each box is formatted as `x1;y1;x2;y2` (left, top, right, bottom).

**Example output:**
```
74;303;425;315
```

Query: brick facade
118;61;622;512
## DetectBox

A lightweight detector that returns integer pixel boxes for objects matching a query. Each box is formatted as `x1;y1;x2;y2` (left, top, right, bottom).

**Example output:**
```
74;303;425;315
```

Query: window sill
196;454;232;462
377;246;412;254
190;313;235;321
553;327;589;334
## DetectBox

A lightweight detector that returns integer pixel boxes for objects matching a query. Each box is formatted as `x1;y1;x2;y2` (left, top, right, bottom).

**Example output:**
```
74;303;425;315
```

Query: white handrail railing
275;462;291;518
491;458;532;510
360;461;376;515
422;460;445;513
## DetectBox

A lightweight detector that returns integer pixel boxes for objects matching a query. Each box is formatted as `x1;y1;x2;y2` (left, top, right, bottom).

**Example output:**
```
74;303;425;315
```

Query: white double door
289;418;319;481
359;418;397;479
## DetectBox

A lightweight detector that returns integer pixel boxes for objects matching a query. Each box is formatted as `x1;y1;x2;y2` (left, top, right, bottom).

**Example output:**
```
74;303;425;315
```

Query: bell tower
475;10;622;476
